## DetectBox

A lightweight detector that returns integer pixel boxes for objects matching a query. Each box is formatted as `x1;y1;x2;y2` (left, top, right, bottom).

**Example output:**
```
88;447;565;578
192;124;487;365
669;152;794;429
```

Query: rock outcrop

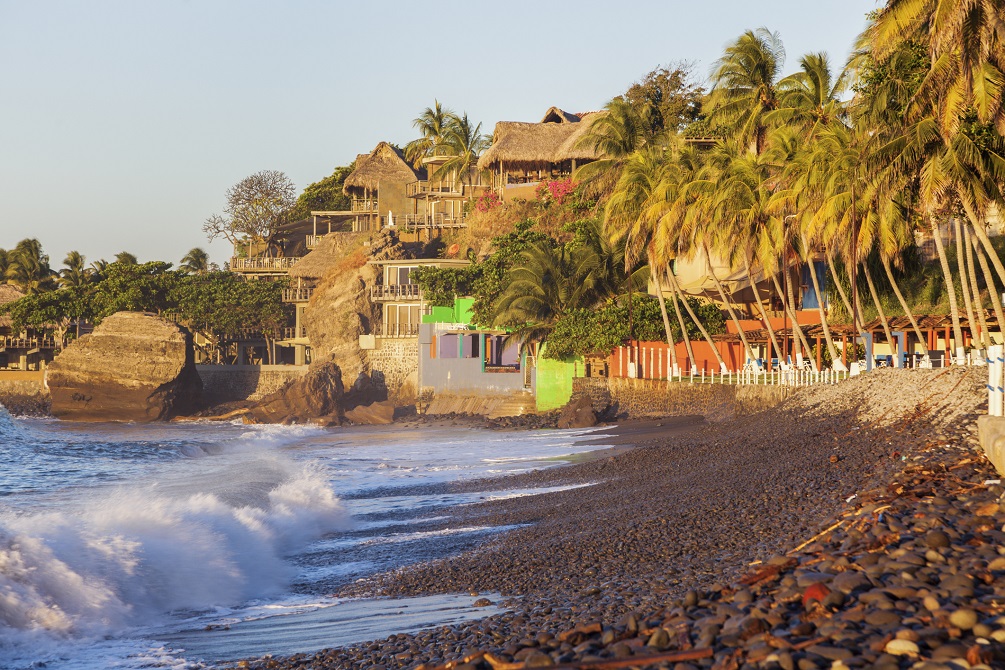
245;360;344;425
556;394;598;429
343;400;395;425
46;312;202;422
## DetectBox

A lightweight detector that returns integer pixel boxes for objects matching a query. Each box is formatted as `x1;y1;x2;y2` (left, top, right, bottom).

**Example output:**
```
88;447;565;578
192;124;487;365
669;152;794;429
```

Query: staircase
485;391;536;419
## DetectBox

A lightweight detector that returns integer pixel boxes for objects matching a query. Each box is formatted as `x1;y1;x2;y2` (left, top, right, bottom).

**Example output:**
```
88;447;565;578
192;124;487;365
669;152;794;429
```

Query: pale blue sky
0;0;880;268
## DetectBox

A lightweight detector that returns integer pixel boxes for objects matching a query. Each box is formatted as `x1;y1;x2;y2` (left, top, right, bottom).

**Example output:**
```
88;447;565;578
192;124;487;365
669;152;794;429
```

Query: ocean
0;406;603;669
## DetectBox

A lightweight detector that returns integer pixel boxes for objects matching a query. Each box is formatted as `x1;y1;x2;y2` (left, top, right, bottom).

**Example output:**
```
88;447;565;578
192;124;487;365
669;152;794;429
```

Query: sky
0;0;881;268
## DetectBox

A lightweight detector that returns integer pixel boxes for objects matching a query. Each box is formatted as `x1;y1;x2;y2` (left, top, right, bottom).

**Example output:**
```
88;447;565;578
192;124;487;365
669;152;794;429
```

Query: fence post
989;344;1004;416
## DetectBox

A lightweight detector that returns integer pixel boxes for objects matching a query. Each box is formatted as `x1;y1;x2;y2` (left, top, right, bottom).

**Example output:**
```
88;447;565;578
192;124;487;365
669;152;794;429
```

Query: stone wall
573;377;792;422
364;339;419;405
198;365;308;406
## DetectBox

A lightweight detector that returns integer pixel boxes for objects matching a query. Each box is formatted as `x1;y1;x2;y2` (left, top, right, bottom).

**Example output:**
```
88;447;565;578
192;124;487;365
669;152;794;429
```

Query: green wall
536;354;582;412
422;298;476;325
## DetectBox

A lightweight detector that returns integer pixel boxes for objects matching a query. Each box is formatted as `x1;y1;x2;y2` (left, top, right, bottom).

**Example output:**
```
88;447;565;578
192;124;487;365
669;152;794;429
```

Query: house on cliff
477;107;604;200
0;285;57;371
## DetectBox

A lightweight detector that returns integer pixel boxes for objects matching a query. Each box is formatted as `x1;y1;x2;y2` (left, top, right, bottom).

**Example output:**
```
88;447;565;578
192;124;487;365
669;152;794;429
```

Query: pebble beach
245;367;999;670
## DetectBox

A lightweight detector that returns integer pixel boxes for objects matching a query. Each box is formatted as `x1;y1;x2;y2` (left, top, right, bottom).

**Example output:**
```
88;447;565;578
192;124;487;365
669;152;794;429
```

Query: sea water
0;406;603;669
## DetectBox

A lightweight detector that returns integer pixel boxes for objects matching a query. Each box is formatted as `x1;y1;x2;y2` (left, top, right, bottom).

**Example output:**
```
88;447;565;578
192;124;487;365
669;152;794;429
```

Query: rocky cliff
46;312;202;422
245;360;344;425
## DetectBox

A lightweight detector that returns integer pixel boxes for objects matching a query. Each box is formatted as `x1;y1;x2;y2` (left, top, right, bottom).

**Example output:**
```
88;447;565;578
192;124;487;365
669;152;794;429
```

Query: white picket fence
674;367;850;387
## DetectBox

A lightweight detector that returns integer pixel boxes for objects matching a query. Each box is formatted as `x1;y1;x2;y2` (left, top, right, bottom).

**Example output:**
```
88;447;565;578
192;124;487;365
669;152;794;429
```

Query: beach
243;367;995;669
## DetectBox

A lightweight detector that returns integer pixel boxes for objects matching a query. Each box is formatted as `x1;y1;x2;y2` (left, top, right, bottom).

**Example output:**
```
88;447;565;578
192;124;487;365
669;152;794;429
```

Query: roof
343;142;419;193
0;284;25;329
477;110;604;171
366;259;471;267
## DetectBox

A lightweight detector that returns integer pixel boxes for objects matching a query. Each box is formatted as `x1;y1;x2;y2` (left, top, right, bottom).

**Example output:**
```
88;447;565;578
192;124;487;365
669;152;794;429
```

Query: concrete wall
535;355;583;412
417;324;525;395
573;376;792;422
197;365;308;405
364;338;419;404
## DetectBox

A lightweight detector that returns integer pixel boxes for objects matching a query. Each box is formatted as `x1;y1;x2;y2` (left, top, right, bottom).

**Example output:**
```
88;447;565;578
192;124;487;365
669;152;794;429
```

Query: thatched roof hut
477;109;604;172
0;284;25;329
343;142;418;195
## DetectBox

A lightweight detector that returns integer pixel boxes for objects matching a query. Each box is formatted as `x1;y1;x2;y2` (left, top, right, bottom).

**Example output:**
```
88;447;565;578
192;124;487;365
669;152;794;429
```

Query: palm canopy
5;238;57;295
770;52;847;135
432;113;490;187
574;97;660;184
59;251;91;288
180;247;211;275
404;100;456;167
707;28;786;153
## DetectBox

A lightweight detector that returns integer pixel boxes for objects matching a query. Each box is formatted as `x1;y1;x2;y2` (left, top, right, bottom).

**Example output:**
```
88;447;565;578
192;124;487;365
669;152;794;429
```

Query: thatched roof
477;111;604;171
0;284;24;329
343;142;418;194
288;232;364;279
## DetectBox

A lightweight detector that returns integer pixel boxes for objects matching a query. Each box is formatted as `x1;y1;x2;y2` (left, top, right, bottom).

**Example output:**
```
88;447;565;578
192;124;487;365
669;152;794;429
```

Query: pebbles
247;368;1002;670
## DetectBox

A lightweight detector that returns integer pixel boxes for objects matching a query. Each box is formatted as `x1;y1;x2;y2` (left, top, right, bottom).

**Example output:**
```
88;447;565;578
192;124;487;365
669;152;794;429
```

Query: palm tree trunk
972;226;1005;349
664;269;696;371
803;248;842;369
964;225;991;349
770;271;815;369
931;216;965;362
744;254;783;364
955;219;980;346
704;243;754;363
967;213;1005;288
651;266;680;375
667;269;727;370
881;256;929;357
826;250;855;322
862;261;898;367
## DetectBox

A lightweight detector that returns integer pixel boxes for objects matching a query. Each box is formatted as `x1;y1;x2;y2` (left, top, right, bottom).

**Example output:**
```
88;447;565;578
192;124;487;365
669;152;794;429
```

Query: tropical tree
114;251;138;265
203;170;297;250
404;100;456;168
432;112;490;188
771;52;847;136
707;28;786;154
179;247;210;275
5;238;57;295
575;97;660;185
59;251;92;288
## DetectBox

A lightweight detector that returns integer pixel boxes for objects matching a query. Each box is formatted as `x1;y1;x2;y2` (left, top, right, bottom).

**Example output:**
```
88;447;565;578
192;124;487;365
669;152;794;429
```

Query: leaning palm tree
574;97;658;185
5;238;57;295
404;100;456;168
179;247;211;275
707;28;786;154
433;113;490;189
59;251;91;288
770;52;847;137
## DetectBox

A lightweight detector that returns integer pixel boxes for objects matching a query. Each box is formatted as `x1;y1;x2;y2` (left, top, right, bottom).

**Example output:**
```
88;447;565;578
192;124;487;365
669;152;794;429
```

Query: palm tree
90;259;109;282
114;251;138;265
179;247;210;275
59;251;91;288
432;113;490;189
404;100;456;168
707;28;786;154
0;248;8;281
5;238;57;294
770;52;847;136
574;97;658;185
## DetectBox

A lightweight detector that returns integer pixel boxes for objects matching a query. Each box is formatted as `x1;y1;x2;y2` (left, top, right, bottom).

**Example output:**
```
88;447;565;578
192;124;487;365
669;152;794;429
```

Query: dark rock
557;395;598;430
47;312;202;421
246;360;343;424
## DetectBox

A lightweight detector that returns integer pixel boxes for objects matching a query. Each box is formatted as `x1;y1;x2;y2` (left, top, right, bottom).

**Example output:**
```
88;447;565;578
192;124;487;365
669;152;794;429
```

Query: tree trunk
964;224;990;349
667;269;727;370
955;219;980;346
972;225;1005;349
882;255;928;356
967;210;1005;289
745;254;783;364
665;269;695;371
932;216;965;362
826;250;855;322
862;262;898;367
803;246;842;369
651;266;680;375
770;271;815;369
705;242;755;363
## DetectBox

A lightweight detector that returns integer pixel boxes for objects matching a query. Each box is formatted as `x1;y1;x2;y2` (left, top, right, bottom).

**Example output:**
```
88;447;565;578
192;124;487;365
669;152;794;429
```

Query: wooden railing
306;234;322;249
351;198;379;213
1;336;57;350
370;284;421;301
230;257;300;272
282;287;314;303
282;325;308;340
406;181;463;198
389;213;466;231
376;322;420;338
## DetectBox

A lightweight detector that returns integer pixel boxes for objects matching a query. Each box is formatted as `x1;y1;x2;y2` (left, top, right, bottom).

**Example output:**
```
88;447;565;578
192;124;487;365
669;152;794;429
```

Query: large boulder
47;312;202;422
245;360;344;425
557;394;598;430
343;400;395;425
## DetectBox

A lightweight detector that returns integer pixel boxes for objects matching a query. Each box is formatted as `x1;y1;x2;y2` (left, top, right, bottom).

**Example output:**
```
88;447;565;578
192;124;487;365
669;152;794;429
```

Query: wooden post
816;336;822;370
842;334;848;368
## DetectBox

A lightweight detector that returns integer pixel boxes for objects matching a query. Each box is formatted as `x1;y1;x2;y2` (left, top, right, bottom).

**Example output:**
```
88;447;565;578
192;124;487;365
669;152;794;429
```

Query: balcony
230;257;300;273
1;335;57;350
370;283;421;301
281;325;308;340
282;287;315;303
306;234;322;249
376;322;420;338
351;198;379;213
388;213;466;231
406;181;463;198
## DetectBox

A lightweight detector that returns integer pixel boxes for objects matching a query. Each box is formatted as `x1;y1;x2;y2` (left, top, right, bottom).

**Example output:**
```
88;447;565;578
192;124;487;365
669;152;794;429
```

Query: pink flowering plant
474;190;501;213
535;178;578;206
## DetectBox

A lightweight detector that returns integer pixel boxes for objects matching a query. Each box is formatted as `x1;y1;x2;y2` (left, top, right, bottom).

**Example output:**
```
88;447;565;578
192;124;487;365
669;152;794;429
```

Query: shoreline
241;367;994;669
